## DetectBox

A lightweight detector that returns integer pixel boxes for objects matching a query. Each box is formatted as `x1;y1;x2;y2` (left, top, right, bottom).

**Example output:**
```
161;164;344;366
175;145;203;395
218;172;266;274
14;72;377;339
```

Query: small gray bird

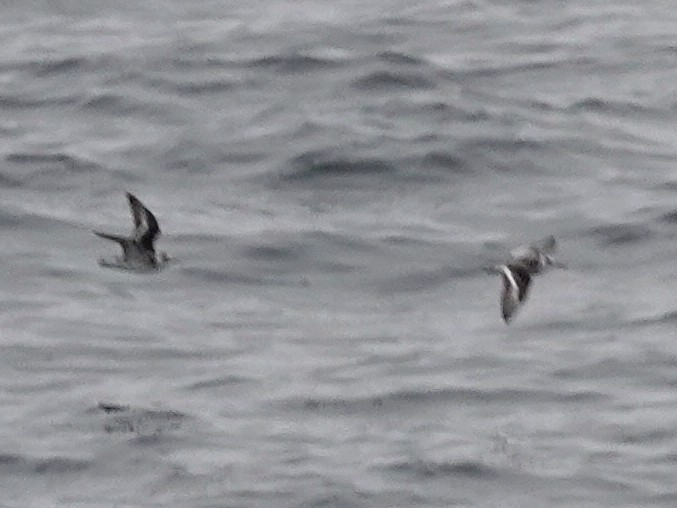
94;192;169;271
488;236;566;323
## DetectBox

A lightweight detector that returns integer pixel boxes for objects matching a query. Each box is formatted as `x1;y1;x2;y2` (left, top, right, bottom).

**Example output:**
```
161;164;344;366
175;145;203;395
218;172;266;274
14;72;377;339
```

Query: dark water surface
2;0;677;506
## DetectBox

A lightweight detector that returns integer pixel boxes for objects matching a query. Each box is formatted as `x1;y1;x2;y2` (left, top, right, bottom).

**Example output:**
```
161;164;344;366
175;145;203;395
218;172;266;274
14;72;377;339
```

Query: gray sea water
1;0;677;506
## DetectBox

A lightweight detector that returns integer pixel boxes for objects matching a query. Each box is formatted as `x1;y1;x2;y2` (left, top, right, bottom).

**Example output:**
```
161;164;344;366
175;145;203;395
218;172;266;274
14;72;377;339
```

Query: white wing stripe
500;265;519;298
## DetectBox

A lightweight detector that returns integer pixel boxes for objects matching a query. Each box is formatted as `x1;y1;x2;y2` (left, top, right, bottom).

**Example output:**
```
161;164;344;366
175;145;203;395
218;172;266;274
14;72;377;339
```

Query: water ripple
351;70;436;91
285;386;605;415
283;150;396;182
383;459;499;479
0;453;91;475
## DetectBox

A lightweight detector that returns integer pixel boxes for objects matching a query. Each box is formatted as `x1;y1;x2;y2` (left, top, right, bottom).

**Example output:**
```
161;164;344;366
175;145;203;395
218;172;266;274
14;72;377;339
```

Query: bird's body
94;192;169;271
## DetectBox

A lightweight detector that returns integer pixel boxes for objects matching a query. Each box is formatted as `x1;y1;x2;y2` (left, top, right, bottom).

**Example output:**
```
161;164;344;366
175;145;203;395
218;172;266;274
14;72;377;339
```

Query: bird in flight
94;192;169;271
488;236;566;323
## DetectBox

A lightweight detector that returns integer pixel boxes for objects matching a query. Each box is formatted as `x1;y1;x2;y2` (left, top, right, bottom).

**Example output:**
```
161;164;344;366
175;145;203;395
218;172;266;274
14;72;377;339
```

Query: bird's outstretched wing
127;192;161;250
500;264;531;323
127;192;145;232
93;231;128;245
